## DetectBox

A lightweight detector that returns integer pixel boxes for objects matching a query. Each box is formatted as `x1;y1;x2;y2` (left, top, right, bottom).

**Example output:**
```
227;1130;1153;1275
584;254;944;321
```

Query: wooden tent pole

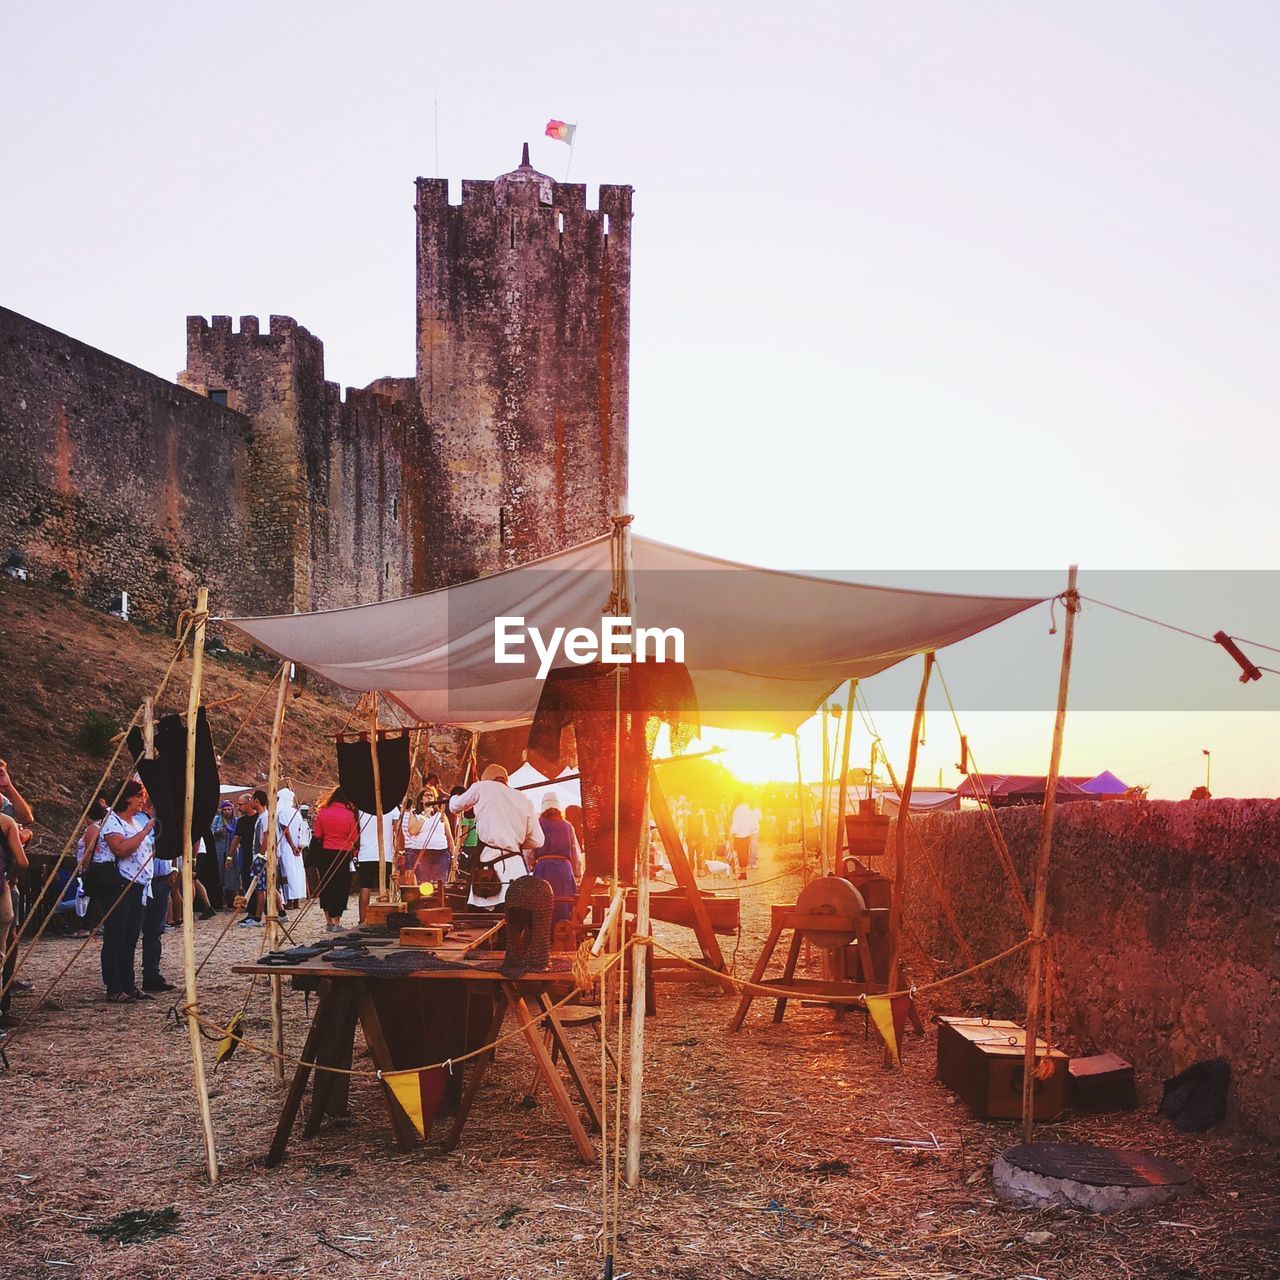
834;679;857;866
819;699;831;873
369;693;387;902
263;663;290;1085
1021;565;1079;1142
180;587;219;1183
625;781;651;1187
793;733;809;885
886;652;933;994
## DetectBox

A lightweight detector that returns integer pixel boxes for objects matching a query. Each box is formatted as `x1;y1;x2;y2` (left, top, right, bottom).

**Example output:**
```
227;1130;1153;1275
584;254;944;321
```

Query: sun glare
701;729;798;785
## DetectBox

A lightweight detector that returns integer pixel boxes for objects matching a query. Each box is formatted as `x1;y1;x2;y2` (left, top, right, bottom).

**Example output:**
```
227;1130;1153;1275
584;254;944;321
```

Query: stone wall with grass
908;798;1280;1137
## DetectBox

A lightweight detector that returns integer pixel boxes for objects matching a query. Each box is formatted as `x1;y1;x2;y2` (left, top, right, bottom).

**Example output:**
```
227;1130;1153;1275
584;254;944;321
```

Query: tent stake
263;663;290;1084
181;587;219;1183
886;652;933;1000
1022;565;1079;1142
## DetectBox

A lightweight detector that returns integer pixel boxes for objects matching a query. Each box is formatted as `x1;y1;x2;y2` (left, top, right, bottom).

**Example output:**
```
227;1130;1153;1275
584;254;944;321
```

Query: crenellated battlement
187;313;320;349
416;175;633;215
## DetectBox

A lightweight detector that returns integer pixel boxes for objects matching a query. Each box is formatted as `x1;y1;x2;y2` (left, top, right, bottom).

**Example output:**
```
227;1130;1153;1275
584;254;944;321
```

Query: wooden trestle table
233;941;601;1168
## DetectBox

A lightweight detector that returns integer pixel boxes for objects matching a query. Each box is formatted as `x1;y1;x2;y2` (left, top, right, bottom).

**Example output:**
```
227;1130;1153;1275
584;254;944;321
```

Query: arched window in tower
510;216;516;249
557;211;564;250
603;212;610;246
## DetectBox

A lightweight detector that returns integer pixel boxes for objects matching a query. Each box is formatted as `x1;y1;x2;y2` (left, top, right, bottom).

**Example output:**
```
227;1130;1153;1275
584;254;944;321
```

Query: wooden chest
936;1017;1068;1121
1068;1053;1137;1112
399;925;449;947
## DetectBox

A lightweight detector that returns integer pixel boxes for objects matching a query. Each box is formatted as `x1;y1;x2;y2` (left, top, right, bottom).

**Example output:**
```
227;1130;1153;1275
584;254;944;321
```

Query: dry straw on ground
3;860;1277;1279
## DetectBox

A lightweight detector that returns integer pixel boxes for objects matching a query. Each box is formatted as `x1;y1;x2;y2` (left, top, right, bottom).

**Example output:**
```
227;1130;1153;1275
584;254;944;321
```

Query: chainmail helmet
501;874;554;975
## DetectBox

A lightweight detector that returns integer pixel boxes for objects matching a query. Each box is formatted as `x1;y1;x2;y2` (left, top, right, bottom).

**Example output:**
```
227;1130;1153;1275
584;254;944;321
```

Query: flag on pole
379;1066;449;1139
865;995;912;1067
545;119;576;146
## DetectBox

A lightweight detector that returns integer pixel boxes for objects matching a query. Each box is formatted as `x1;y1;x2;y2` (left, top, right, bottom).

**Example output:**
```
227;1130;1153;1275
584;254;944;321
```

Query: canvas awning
226;532;1045;734
955;773;1093;801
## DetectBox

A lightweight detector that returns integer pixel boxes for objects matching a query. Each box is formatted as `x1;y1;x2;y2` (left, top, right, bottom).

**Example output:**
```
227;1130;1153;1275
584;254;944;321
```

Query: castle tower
414;144;632;588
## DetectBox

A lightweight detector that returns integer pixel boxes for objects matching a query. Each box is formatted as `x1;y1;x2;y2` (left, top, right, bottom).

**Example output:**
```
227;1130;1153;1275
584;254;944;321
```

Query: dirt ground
0;576;354;840
3;857;1278;1280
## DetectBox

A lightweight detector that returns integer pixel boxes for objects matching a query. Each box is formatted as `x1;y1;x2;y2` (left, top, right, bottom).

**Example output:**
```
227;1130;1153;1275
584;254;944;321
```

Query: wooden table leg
437;986;509;1153
537;992;602;1133
772;928;804;1024
266;977;334;1168
508;983;595;1163
358;989;418;1151
304;982;358;1138
330;991;356;1118
730;916;784;1031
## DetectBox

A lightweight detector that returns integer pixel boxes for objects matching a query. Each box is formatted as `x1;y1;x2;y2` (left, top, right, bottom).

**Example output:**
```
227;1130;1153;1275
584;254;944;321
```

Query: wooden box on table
936;1016;1068;1121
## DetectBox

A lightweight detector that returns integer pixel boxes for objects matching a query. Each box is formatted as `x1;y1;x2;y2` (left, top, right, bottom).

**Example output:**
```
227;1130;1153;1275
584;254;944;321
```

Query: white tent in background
506;762;583;812
227;532;1045;733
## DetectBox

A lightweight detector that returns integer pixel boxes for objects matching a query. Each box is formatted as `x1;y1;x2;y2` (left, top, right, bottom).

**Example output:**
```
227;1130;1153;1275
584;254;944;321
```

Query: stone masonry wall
908;799;1280;1137
179;316;418;615
415;156;631;589
0;305;261;623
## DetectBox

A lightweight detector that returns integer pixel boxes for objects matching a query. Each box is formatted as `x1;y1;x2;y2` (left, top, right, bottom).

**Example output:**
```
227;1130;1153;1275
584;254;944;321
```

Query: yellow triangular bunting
379;1067;448;1140
865;995;900;1067
215;1012;244;1067
381;1069;428;1138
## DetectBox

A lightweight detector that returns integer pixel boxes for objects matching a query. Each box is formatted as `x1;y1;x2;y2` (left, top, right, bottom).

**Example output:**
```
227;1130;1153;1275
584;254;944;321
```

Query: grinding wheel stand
730;876;888;1031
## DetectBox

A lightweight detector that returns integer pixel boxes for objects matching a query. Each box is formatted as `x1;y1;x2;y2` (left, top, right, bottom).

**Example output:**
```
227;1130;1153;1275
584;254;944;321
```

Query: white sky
2;2;1277;796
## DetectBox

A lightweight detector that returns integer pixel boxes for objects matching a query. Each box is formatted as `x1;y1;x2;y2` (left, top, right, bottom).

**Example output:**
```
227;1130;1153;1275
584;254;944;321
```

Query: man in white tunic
449;764;543;909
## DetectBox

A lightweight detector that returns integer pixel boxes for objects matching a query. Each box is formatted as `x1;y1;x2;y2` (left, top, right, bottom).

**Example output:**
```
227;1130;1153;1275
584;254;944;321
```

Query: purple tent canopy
1079;770;1130;796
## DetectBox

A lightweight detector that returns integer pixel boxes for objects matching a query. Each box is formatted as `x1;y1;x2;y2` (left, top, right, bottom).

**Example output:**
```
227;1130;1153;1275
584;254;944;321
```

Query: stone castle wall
415;161;631;588
0;306;261;622
178;315;419;615
907;798;1280;1137
1;160;633;623
0;306;421;625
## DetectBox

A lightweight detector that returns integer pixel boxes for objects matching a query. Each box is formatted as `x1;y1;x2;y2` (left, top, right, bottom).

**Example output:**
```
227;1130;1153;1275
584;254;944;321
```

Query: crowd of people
0;756;598;1016
1;748;784;1021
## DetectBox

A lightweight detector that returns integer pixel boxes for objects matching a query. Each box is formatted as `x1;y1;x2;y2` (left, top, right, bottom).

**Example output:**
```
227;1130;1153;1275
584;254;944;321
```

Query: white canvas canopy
227;533;1045;734
506;762;583;811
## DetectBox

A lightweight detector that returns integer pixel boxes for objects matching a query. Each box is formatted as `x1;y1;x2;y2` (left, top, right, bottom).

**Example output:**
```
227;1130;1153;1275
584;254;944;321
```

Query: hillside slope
0;575;353;857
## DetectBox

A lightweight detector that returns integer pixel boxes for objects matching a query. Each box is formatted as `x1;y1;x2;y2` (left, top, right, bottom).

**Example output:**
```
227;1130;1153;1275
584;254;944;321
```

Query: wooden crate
937;1017;1068;1121
364;901;398;928
1069;1053;1137;1112
365;902;453;929
399;925;449;948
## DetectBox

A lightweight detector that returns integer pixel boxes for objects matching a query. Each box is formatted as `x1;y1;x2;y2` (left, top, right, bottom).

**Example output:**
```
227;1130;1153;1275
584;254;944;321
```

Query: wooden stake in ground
369;693;388;902
886;652;933;996
1022;565;1079;1142
180;586;219;1183
263;663;290;1085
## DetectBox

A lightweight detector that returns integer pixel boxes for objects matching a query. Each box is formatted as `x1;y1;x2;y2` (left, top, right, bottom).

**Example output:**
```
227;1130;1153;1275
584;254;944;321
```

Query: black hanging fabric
527;662;698;882
125;707;221;861
336;731;411;813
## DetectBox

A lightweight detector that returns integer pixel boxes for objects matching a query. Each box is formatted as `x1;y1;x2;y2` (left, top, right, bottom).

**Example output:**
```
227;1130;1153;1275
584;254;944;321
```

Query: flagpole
565;122;577;182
